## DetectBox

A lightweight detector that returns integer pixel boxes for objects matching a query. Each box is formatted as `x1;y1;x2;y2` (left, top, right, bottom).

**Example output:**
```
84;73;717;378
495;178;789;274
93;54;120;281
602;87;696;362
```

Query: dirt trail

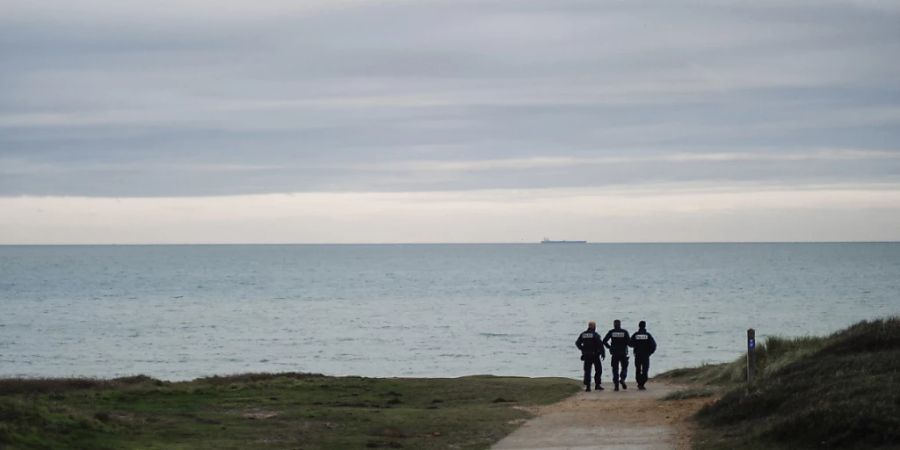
491;380;709;450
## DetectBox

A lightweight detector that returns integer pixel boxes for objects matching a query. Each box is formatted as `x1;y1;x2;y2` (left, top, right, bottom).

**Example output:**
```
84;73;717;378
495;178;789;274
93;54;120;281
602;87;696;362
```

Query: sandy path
491;380;708;450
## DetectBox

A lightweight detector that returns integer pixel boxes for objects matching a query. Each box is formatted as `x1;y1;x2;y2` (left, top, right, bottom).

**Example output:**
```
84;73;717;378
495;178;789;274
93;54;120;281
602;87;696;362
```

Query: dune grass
659;317;900;450
0;373;578;450
661;387;716;401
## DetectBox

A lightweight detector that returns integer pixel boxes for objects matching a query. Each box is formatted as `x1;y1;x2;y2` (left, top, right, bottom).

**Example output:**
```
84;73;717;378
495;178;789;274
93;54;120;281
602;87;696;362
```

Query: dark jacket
576;329;605;358
629;328;657;356
603;328;631;356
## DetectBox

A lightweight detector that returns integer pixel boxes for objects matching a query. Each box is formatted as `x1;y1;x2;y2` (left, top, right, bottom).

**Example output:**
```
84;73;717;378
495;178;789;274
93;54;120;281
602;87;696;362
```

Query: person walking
603;319;630;391
629;320;657;390
575;321;605;392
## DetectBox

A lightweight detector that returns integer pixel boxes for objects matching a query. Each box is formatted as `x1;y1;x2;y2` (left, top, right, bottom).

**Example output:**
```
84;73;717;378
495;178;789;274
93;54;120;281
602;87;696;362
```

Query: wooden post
747;328;756;384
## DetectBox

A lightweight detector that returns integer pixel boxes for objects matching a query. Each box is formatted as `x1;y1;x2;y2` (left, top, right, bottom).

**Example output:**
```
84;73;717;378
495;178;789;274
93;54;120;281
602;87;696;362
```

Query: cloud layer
2;0;899;197
4;184;900;244
2;0;900;242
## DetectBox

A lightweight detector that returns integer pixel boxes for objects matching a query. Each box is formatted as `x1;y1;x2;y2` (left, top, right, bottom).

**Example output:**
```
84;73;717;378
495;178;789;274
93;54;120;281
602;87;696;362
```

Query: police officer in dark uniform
575;320;605;392
629;320;657;390
602;319;630;391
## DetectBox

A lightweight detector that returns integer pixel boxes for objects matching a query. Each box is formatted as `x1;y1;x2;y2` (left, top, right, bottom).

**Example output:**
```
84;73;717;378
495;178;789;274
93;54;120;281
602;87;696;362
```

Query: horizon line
1;240;898;246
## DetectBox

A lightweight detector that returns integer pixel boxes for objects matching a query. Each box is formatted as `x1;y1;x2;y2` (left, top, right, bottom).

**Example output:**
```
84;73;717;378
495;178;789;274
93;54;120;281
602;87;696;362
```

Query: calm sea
1;243;898;380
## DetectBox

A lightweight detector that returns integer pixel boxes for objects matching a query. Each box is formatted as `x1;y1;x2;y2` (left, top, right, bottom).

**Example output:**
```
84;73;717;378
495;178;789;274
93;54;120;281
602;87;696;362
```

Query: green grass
661;387;716;401
0;373;579;450
659;317;900;450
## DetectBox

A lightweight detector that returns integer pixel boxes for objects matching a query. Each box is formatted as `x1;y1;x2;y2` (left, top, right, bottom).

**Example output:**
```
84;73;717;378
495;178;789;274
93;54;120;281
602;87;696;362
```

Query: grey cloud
1;0;899;196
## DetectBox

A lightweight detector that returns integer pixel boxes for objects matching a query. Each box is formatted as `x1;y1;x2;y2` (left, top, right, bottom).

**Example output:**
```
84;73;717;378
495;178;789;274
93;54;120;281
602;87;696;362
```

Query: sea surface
1;243;899;381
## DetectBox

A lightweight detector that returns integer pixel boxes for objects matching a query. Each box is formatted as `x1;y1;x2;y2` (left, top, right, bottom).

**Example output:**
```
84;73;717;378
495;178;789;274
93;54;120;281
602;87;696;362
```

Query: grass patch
662;387;717;401
0;374;578;449
661;317;900;450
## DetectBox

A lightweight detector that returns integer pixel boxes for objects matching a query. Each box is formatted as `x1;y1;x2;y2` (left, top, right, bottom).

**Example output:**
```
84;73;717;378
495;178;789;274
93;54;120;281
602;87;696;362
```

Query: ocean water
1;243;898;381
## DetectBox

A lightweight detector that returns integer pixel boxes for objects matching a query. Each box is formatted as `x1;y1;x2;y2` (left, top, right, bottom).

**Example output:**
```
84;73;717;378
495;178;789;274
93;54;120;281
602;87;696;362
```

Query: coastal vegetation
3;318;897;449
659;317;900;449
0;374;577;449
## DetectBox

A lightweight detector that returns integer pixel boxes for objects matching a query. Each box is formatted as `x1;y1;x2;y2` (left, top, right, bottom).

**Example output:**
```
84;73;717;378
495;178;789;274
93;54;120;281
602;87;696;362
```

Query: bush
693;317;900;449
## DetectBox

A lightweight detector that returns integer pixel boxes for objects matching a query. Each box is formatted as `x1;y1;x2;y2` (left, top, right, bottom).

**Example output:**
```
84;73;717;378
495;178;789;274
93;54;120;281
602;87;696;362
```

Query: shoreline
3;317;897;449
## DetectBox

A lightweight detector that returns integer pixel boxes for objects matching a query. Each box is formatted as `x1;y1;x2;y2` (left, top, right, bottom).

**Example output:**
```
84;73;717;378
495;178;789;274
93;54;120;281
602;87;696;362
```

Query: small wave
479;332;519;338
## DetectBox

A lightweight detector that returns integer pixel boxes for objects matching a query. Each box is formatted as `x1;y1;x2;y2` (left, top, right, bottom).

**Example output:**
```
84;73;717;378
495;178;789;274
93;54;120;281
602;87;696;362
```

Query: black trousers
634;354;650;386
611;353;629;384
582;354;602;386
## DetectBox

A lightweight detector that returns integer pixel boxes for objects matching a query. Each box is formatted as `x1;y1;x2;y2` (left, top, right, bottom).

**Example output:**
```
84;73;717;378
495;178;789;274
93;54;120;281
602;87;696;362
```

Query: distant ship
541;238;587;244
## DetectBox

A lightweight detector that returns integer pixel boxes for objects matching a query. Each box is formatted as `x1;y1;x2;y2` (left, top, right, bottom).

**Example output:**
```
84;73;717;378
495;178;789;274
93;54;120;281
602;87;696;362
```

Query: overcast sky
2;0;899;243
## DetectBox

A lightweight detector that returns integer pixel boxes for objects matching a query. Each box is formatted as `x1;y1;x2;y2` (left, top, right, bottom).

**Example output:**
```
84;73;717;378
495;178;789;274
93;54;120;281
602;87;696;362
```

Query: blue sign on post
747;328;756;383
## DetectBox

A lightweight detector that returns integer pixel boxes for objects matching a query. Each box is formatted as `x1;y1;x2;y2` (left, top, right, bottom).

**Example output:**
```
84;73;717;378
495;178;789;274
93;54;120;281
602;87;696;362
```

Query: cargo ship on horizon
540;238;588;244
